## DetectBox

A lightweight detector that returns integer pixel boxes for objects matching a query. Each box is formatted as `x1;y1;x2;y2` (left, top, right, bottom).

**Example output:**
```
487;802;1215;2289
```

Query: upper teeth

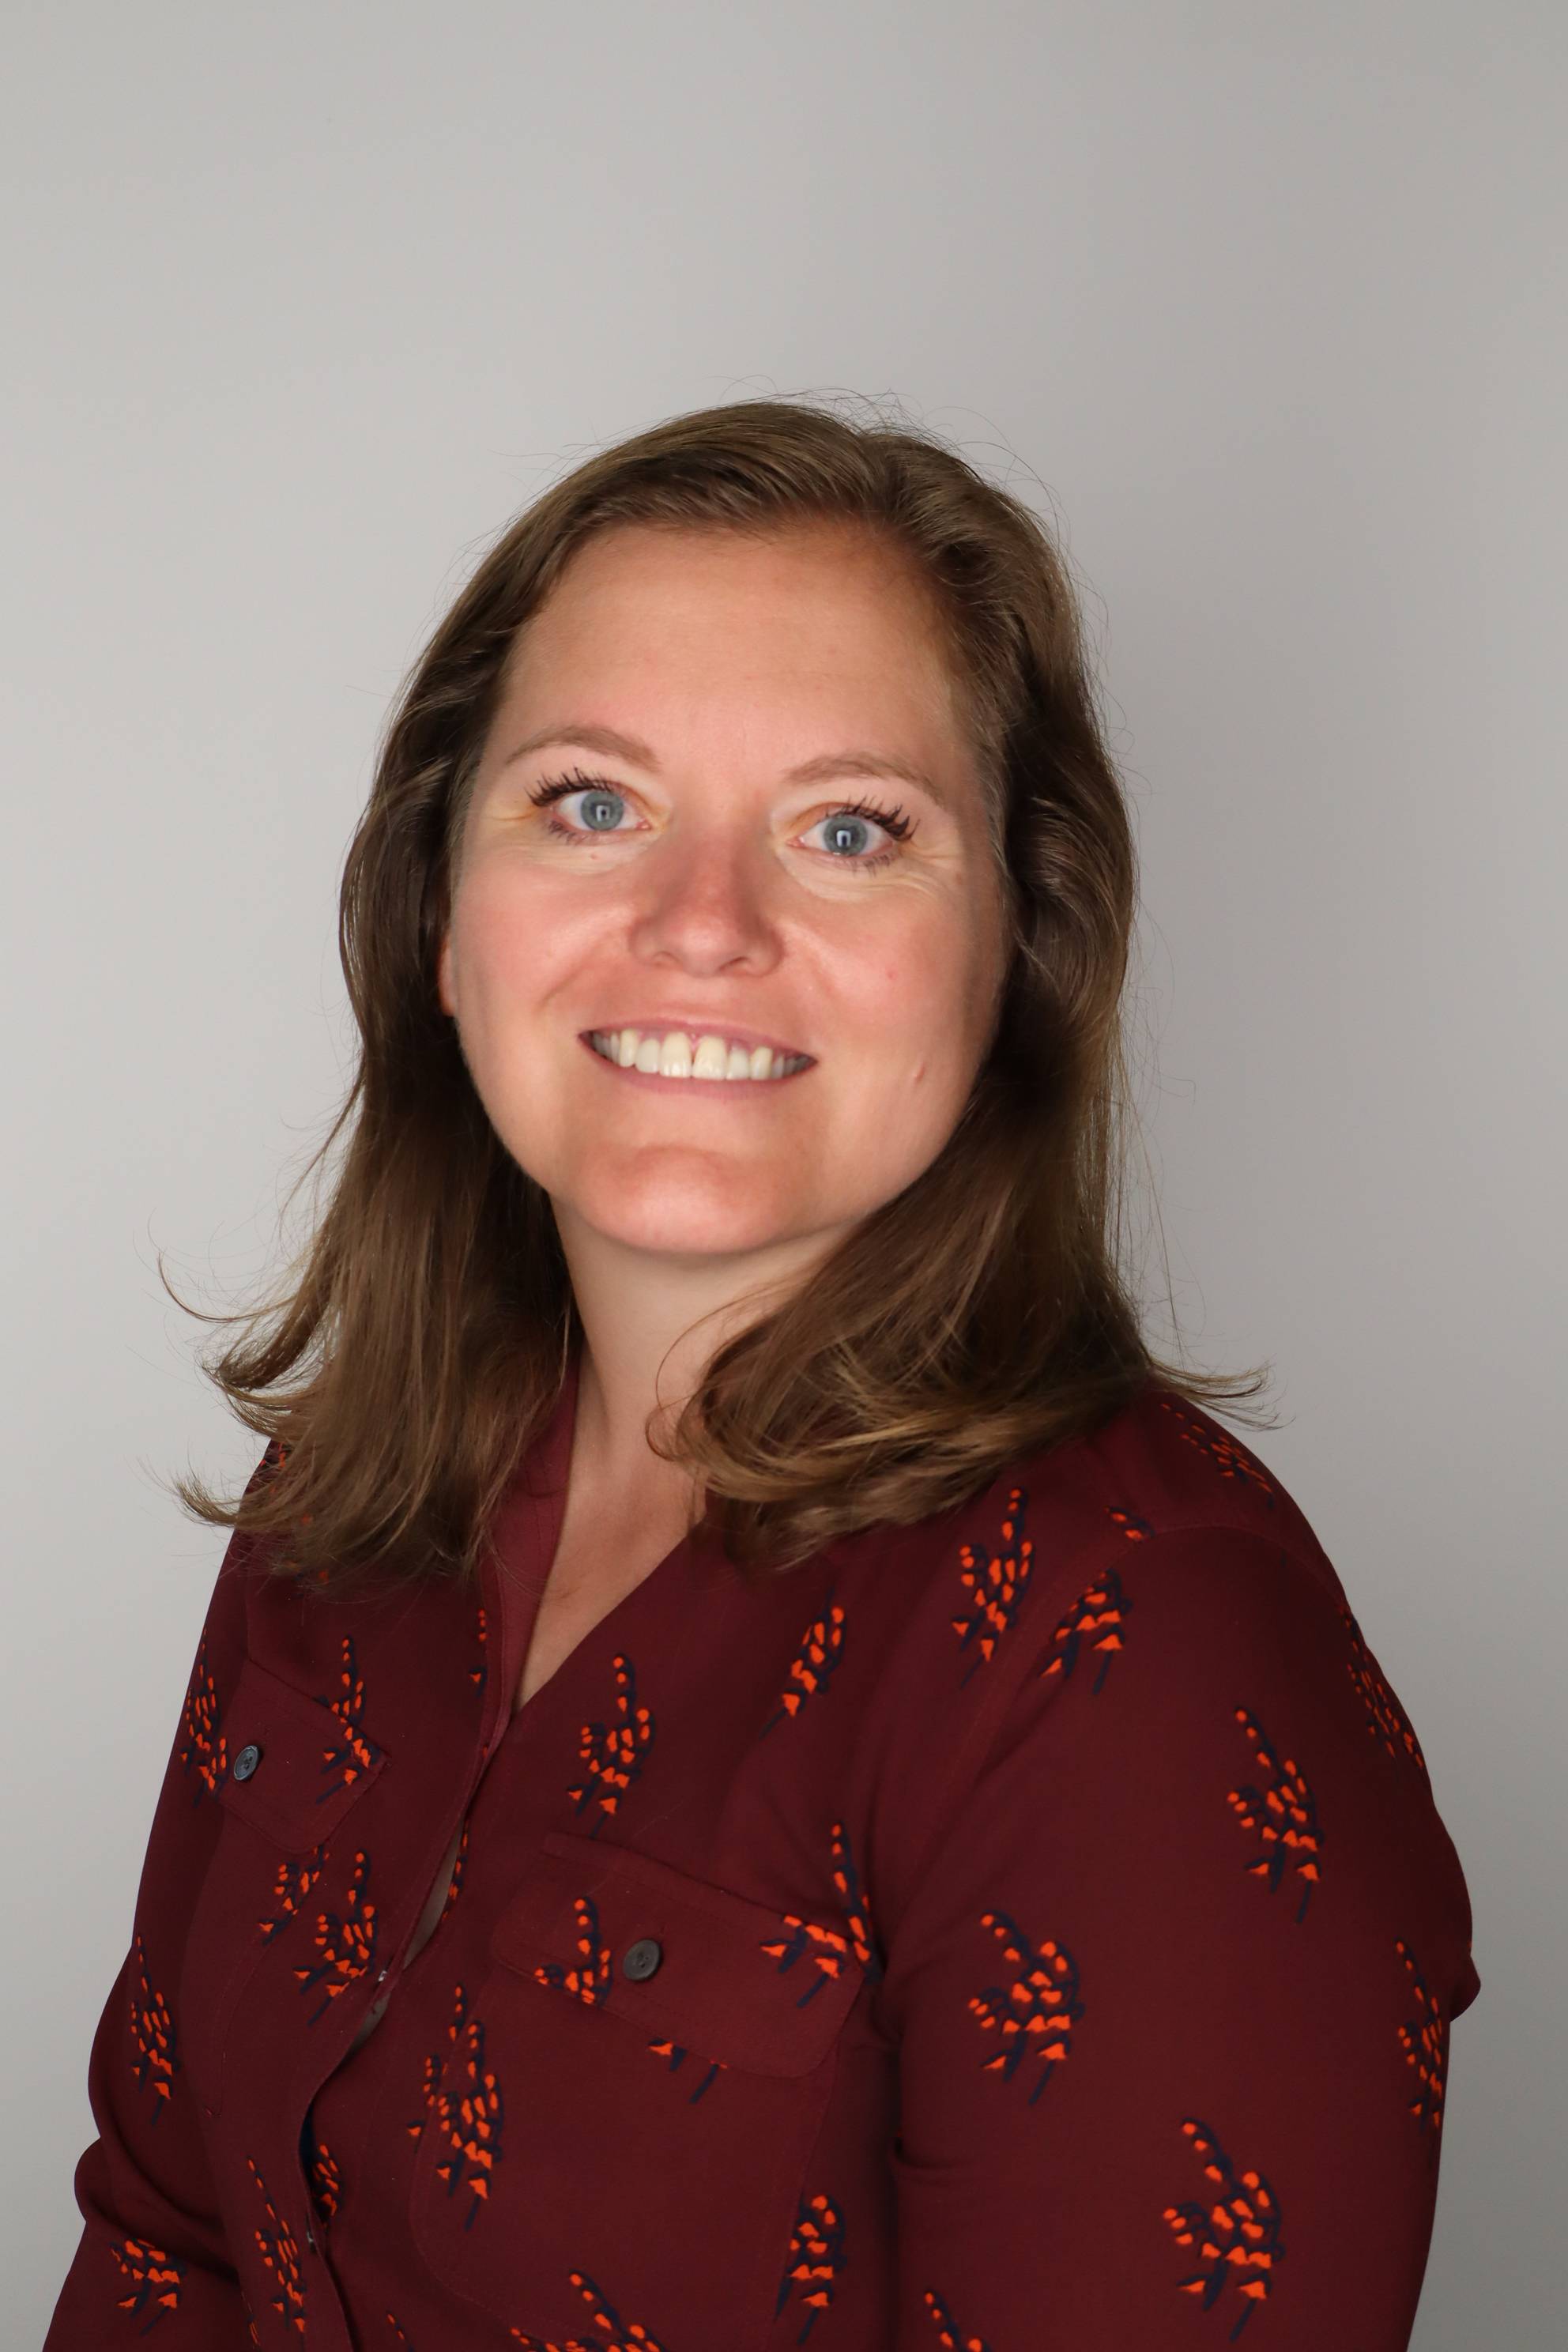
590;1028;809;1081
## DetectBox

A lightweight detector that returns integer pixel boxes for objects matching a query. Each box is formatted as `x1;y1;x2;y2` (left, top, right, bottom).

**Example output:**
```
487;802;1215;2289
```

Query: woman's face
438;520;1008;1282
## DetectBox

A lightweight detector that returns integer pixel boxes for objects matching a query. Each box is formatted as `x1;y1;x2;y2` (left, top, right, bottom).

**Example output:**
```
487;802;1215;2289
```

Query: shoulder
861;1395;1476;1986
198;1468;451;1700
1011;1382;1338;1592
850;1384;1348;1682
840;1389;1396;1878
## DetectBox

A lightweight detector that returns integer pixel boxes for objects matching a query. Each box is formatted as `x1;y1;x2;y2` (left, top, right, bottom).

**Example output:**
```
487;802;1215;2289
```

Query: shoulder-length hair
161;392;1276;1602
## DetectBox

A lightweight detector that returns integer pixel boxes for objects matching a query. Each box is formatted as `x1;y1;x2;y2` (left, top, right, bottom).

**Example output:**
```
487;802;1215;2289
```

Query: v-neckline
483;1340;709;1732
507;1509;700;1722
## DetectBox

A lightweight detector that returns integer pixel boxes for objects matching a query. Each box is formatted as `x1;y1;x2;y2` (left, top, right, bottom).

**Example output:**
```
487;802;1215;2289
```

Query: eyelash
521;765;917;873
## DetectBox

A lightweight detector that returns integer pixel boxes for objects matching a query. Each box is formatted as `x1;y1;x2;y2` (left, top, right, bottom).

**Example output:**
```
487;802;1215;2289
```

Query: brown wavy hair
160;390;1277;1603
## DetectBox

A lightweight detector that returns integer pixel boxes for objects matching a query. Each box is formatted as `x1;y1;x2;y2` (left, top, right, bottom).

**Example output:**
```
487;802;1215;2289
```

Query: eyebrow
497;722;951;812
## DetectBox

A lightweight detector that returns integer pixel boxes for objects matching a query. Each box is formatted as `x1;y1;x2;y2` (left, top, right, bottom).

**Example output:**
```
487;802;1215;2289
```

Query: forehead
498;522;962;731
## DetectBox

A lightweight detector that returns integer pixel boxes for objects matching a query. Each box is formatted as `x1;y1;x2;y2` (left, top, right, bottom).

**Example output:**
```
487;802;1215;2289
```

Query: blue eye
525;770;628;836
522;767;916;873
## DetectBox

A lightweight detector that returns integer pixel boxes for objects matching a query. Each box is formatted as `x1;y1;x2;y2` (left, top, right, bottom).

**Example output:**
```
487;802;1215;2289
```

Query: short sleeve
879;1522;1478;2350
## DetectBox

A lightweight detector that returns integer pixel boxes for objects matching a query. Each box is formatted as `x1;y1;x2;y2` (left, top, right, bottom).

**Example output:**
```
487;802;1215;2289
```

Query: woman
47;396;1479;2350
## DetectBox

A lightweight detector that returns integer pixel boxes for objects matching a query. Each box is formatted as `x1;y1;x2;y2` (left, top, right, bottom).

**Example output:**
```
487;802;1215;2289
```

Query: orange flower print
511;2268;670;2351
829;1819;883;1982
644;2028;726;2103
409;1980;473;2142
1228;1707;1323;1923
963;1909;1086;2098
762;1585;847;1736
429;2010;505;2227
247;2155;307;2336
763;1821;878;2003
1395;1937;1449;2154
1105;1502;1156;1542
472;1601;488;1689
435;1814;469;1932
1342;1608;1427;1775
411;1984;503;2220
952;1486;1035;1686
1163;2117;1283;2339
294;1849;379;2023
127;1935;179;2124
760;1905;859;2001
1156;1401;1278;1506
1041;1560;1133;1696
922;2286;993;2350
775;2188;846;2339
177;1635;227;1802
967;1909;1084;2101
315;1634;384;1800
307;2128;341;2222
533;1897;613;2005
107;2235;184;2331
566;1653;655;1832
258;1847;326;1943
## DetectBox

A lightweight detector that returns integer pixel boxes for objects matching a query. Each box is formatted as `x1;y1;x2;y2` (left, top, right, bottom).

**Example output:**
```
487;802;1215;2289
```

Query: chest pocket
409;1826;866;2352
177;1653;390;2121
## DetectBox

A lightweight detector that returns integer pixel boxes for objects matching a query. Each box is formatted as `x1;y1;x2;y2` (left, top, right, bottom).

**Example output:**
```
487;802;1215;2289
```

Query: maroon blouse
47;1354;1480;2350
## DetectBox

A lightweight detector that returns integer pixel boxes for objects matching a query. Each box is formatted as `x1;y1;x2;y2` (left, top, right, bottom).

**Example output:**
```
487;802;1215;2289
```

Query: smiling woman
47;394;1479;2352
159;396;1216;1594
430;514;1020;1530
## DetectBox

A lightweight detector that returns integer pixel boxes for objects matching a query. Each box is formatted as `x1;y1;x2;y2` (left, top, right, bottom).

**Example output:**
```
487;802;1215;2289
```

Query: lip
577;1033;812;1092
577;1020;815;1065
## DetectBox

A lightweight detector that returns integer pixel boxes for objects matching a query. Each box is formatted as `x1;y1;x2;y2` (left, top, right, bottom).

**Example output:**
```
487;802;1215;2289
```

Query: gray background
6;4;1562;2342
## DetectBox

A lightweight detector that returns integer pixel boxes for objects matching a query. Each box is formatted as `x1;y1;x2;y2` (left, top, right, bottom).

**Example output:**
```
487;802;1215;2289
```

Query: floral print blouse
47;1351;1480;2350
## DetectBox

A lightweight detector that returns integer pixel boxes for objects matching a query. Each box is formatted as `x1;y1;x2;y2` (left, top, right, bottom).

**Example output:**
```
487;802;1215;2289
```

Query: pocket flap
216;1653;389;1851
491;1828;865;2079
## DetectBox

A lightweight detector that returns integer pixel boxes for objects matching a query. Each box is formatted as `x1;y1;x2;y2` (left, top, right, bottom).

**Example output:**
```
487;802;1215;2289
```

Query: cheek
454;880;554;1020
861;927;982;1080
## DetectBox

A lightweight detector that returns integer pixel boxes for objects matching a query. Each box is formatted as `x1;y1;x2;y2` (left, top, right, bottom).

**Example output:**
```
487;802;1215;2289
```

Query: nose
628;826;782;969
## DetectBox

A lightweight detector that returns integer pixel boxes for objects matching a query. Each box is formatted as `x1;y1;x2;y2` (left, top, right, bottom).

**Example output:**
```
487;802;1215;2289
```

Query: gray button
622;1936;662;1981
231;1743;262;1781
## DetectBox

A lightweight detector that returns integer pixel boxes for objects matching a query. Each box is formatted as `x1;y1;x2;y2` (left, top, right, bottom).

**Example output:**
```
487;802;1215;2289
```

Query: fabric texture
47;1353;1480;2350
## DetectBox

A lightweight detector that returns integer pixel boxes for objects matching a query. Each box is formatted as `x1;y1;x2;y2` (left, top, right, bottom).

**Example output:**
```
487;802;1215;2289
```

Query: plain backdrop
5;3;1562;2343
